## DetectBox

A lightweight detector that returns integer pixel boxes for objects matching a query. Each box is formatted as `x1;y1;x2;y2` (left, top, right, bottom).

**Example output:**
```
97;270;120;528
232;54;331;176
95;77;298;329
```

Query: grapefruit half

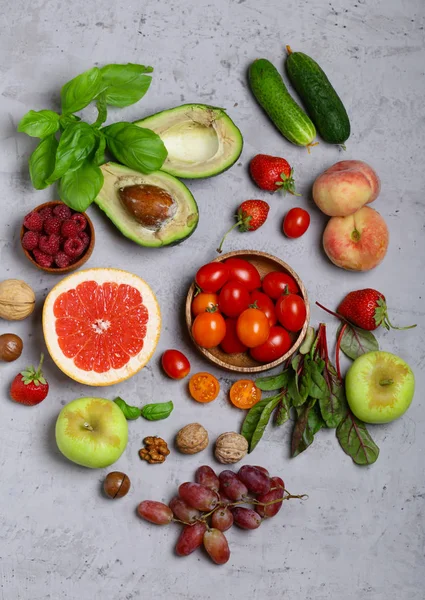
43;268;161;386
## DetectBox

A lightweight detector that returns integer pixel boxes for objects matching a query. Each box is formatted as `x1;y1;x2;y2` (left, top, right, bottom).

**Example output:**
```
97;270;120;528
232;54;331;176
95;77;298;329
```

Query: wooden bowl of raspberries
20;201;95;274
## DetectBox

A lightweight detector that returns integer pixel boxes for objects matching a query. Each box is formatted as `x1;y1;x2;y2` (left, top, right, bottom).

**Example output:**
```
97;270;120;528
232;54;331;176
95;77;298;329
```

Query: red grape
179;482;218;511
253;465;270;477
211;507;234;532
219;491;232;505
169;497;200;523
238;465;271;495
203;528;230;565
137;501;173;525
176;521;207;556
219;470;248;501
256;477;285;518
195;465;220;492
232;507;262;530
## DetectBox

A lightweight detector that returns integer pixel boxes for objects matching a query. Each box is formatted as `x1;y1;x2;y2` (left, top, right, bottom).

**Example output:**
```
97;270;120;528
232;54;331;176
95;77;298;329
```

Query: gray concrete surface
1;0;424;598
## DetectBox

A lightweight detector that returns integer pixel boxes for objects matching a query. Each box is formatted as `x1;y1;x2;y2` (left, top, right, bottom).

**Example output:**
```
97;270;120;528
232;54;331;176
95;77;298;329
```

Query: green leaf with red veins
336;411;379;465
275;393;291;426
291;399;325;457
338;323;379;361
319;361;348;428
255;370;289;391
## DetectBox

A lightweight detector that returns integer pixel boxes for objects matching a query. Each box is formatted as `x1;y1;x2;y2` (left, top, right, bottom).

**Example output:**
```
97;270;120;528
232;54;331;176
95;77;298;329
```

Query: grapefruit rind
43;268;161;386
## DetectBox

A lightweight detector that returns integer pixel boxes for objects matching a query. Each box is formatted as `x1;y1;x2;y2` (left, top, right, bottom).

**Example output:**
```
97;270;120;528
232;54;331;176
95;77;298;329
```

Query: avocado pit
119;184;175;230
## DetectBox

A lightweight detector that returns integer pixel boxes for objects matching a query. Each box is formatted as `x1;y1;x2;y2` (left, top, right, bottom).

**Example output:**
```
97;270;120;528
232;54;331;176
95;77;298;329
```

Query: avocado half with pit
95;162;199;248
134;104;243;179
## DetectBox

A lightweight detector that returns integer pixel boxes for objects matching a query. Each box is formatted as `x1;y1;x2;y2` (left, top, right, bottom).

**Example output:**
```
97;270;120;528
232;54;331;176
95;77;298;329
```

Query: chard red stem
335;323;347;381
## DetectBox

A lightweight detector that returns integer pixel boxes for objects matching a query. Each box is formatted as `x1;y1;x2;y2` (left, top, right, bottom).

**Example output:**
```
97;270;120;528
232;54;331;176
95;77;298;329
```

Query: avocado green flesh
135;104;243;178
95;163;199;248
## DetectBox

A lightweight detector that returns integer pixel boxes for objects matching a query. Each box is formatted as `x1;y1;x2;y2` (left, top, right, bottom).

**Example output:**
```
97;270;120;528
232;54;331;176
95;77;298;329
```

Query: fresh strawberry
10;354;49;406
43;216;62;235
53;204;72;220
23;211;43;232
337;289;417;331
217;200;270;253
249;154;300;195
22;231;39;251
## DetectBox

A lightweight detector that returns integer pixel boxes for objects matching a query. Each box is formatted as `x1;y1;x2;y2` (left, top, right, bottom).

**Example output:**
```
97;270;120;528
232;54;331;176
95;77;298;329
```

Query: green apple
55;397;128;468
345;351;415;424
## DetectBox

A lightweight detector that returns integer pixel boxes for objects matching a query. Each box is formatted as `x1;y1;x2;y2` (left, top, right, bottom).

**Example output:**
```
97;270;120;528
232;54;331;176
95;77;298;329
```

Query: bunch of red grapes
137;464;304;565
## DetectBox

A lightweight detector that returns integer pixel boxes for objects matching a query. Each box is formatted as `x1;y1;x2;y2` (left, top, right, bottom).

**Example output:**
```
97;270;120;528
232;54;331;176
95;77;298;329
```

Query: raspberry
23;211;43;232
71;213;87;232
61;219;79;238
33;249;53;268
22;231;39;251
39;234;60;256
43;216;62;235
54;251;71;268
38;207;53;220
64;237;84;259
79;231;90;250
53;204;72;220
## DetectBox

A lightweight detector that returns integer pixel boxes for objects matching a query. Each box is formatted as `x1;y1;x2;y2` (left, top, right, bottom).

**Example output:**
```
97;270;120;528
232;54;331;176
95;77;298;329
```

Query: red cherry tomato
162;349;191;379
218;281;251;318
225;258;261;292
250;326;292;363
220;318;248;354
275;294;307;332
250;290;277;327
236;308;270;348
262;271;299;299
195;262;229;292
283;208;310;238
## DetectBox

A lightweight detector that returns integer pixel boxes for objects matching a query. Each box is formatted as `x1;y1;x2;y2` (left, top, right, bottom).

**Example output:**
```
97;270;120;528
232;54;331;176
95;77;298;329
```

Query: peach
323;206;389;271
313;160;381;217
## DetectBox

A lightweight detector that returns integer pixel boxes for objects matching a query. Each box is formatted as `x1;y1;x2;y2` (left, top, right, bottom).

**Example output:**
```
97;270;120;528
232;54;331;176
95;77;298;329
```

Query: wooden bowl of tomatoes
185;250;310;373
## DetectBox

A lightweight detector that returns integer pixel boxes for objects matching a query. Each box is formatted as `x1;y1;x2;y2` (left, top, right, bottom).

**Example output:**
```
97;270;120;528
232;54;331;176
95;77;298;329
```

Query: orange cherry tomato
189;372;220;403
236;308;270;348
192;292;219;316
229;380;262;409
192;311;226;348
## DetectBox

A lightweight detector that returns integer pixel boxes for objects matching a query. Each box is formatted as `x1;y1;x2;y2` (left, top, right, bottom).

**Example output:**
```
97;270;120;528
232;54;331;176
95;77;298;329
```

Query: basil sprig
18;63;166;211
114;397;142;420
141;401;174;421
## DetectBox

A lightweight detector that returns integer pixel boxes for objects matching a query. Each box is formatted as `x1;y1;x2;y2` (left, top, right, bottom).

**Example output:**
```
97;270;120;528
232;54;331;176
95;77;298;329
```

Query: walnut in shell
0;279;35;321
176;423;209;454
215;432;248;464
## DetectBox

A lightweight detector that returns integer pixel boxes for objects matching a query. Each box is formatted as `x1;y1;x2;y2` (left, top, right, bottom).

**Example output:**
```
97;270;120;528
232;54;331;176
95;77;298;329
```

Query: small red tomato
275;294;307;332
225;258;261;292
250;326;292;363
192;292;219;316
236;308;270;348
283;207;310;238
262;271;299;299
220;318;248;354
195;262;229;292
218;281;251;318
250;290;277;326
162;349;191;379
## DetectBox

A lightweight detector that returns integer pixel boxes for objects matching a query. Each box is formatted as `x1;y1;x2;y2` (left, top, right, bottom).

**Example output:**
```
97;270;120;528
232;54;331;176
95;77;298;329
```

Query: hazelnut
215;432;248;464
119;184;175;230
0;333;23;362
0;279;35;321
176;423;209;454
103;472;131;499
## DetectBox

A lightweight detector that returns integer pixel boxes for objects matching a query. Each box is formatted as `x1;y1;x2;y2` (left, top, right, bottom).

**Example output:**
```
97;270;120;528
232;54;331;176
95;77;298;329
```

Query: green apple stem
83;422;94;431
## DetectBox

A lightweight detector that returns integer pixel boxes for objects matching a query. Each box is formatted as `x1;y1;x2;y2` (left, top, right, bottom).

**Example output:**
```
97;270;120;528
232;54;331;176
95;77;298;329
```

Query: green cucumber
285;46;350;145
248;59;316;147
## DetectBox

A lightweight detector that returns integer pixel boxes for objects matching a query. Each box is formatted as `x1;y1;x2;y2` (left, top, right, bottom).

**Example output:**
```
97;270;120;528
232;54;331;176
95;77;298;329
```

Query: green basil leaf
100;63;153;108
308;360;328;400
336;411;379;465
241;394;282;450
93;92;108;128
58;160;103;211
292;400;325;457
59;114;81;131
141;401;174;421
93;133;107;166
29;135;58;190
320;360;348;428
339;324;379;361
113;397;141;420
103;122;167;173
275;394;291;426
255;370;289;391
47;122;96;184
18;110;59;138
61;66;103;114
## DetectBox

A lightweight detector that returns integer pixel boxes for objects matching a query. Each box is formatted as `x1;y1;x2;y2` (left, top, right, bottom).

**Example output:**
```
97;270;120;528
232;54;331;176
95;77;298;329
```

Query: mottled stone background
0;0;424;598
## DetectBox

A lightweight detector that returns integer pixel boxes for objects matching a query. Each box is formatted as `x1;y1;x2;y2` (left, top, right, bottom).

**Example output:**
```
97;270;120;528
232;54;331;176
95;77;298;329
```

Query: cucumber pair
249;47;350;147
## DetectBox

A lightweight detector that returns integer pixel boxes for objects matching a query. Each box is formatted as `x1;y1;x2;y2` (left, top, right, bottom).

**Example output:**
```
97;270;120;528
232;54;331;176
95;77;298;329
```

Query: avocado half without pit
95;163;199;247
134;104;243;179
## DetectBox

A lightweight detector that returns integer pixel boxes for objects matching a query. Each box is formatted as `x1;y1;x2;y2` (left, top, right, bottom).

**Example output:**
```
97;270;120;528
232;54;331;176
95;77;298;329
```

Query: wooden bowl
185;250;310;374
20;201;95;274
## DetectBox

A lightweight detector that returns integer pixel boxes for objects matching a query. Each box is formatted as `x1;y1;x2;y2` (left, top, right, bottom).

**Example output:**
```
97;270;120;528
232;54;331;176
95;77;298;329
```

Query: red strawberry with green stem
249;154;300;195
217;200;270;253
10;354;49;406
